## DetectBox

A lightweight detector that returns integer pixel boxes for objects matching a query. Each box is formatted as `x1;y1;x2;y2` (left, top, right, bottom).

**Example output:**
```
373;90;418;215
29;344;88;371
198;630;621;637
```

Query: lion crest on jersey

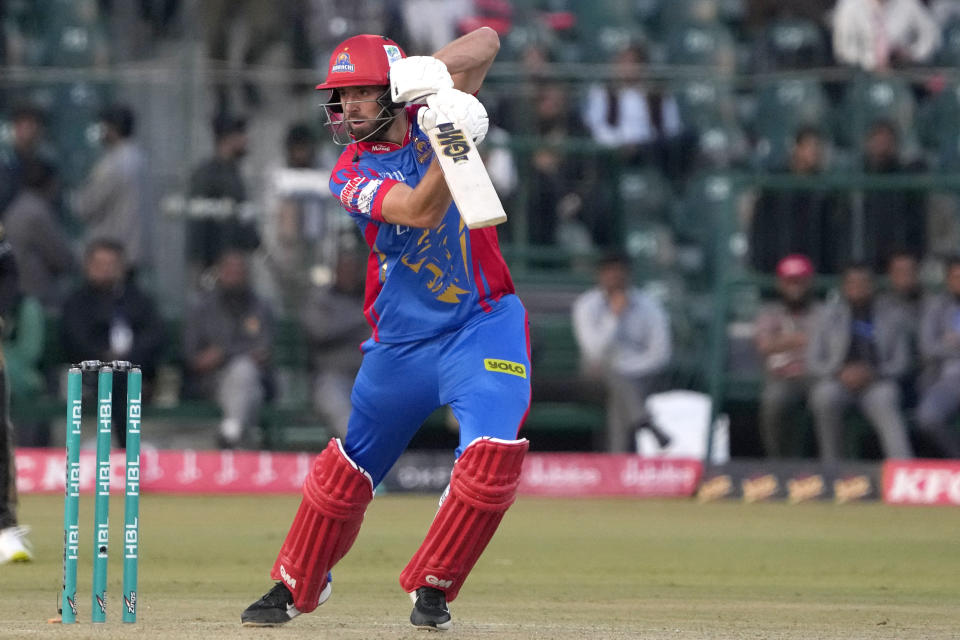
400;220;470;303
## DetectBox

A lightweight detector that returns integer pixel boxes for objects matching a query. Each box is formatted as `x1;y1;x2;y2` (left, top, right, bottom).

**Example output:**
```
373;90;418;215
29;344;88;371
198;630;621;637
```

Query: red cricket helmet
315;35;406;91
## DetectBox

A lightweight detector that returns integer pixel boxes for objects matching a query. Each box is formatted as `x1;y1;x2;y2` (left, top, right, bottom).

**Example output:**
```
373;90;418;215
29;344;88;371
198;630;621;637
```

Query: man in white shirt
572;252;672;452
832;0;941;70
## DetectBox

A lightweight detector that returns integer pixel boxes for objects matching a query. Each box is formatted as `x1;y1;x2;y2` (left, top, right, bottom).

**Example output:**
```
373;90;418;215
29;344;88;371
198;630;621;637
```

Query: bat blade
426;121;507;229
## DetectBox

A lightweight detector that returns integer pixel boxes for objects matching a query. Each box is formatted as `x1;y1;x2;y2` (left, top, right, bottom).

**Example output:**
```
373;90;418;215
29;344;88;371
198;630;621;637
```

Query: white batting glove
390;56;454;104
417;88;489;145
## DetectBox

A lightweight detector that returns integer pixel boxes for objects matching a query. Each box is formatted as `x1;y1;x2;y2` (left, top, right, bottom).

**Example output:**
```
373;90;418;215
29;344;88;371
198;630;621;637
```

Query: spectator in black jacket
187;115;259;278
60;239;165;445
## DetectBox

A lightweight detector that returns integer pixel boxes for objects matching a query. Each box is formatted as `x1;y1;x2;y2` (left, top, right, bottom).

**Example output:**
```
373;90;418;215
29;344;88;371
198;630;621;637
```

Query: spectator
184;249;273;449
749;127;841;273
581;43;689;180
527;82;595;247
859;120;927;271
0;104;51;216
915;257;960;457
60;239;165;447
754;254;820;457
300;251;369;439
572;253;672;453
264;123;338;312
877;252;924;405
808;263;913;461
2;160;76;310
72;105;147;270
187;114;259;278
832;0;941;70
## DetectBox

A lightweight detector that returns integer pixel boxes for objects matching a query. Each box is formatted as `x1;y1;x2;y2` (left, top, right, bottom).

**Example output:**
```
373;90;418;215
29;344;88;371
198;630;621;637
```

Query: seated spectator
859;121;927;272
754;255;820;457
72;105;147;271
877;252;924;404
184;249;273;449
572;253;672;453
582;43;690;180
300;251;369;439
2;159;76;310
61;239;165;447
749;127;841;273
915;257;960;457
832;0;941;70
808;263;913;461
187;114;259;279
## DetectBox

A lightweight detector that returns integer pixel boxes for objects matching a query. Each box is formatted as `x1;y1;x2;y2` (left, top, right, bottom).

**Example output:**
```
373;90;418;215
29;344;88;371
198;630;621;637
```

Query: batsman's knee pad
399;437;528;602
271;439;373;612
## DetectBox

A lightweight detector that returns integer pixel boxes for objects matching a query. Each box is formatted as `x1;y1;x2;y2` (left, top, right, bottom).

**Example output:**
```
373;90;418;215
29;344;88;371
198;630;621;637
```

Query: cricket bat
426;120;508;229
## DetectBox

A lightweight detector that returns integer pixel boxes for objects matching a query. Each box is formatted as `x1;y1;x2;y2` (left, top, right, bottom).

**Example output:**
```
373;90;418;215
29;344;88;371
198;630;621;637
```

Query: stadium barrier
15;448;701;498
18;447;959;503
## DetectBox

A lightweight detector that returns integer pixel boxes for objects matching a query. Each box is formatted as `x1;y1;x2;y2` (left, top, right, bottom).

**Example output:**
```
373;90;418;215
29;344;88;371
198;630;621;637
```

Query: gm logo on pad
484;359;526;378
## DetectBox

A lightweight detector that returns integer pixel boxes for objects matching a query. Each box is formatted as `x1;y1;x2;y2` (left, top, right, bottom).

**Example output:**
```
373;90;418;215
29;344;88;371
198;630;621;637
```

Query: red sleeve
329;150;400;222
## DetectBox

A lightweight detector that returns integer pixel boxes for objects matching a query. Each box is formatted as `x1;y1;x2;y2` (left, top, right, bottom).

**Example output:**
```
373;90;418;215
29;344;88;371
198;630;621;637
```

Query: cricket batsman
241;27;531;630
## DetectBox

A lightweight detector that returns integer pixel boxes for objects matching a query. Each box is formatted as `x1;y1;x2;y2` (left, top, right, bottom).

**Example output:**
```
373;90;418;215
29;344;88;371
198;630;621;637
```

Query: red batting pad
271;439;373;612
399;437;529;601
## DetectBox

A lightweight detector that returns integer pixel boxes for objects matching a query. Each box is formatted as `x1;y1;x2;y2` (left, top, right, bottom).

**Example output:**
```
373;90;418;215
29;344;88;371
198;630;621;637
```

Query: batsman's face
339;85;388;139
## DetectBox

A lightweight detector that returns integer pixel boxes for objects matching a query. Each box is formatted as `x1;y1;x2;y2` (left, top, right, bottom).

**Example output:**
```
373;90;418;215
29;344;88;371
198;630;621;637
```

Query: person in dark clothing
750;127;842;273
60;239;165;446
0;224;32;563
860;120;927;271
0;104;51;217
183;249;273;448
3;159;75;310
187;114;259;276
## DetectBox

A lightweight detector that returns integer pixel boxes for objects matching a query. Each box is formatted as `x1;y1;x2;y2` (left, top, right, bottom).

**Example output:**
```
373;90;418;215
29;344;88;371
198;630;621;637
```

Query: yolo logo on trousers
483;359;527;379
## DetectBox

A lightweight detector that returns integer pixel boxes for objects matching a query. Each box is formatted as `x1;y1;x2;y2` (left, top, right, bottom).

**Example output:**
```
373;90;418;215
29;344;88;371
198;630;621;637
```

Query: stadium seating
759;18;829;70
837;74;917;148
752;78;830;168
922;81;960;169
664;22;737;70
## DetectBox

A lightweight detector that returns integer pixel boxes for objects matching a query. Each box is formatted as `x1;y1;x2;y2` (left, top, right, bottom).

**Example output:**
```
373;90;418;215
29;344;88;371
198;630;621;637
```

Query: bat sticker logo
434;123;470;164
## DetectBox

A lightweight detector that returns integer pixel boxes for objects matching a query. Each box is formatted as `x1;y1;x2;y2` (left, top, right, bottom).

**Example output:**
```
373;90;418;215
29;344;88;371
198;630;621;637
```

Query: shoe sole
412;621;452;632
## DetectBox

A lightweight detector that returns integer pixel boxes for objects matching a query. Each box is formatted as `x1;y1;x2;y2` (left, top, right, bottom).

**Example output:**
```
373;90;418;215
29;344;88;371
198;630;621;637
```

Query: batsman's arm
379;159;452;229
433;27;499;94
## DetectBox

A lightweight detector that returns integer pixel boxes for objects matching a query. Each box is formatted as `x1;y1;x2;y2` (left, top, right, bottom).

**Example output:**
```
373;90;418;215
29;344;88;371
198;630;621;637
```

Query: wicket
59;360;142;624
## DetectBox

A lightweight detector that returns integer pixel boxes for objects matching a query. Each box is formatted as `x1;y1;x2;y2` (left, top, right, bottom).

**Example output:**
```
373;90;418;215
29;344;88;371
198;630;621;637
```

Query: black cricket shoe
240;579;332;627
410;586;452;631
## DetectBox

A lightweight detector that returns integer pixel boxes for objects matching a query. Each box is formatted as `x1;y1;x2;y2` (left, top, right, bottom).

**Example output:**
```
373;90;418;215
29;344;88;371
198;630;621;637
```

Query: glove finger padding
420;88;489;145
390;56;454;104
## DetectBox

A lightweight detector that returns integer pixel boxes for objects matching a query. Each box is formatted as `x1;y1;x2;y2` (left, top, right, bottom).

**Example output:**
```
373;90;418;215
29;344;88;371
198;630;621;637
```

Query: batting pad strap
271;439;373;612
399;437;529;602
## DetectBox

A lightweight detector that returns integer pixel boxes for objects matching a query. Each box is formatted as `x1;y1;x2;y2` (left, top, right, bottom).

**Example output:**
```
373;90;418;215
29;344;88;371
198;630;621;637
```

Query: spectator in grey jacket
184;249;273;448
915;257;960;457
572;253;672;453
807;263;913;461
2;159;75;310
753;254;819;457
72;105;146;269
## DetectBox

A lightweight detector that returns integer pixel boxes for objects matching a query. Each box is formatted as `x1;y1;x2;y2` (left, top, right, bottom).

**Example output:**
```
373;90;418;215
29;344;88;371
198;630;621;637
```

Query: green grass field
1;494;958;639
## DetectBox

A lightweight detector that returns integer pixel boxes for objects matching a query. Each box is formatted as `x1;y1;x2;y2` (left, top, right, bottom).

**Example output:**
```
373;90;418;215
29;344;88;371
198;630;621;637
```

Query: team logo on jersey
399;222;470;303
331;51;355;73
415;137;433;164
483;359;527;378
340;176;365;210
